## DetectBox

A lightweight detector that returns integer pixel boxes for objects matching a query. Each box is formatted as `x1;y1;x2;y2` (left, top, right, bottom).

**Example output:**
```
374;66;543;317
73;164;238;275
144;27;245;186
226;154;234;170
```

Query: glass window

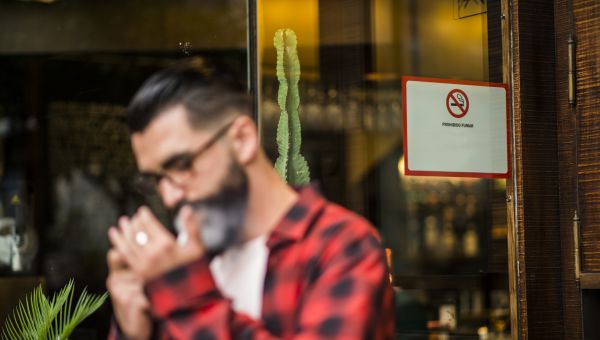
258;0;509;338
0;1;248;337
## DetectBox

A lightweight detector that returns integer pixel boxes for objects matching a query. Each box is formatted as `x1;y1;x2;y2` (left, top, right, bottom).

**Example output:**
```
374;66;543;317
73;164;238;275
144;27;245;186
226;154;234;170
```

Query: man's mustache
171;179;248;216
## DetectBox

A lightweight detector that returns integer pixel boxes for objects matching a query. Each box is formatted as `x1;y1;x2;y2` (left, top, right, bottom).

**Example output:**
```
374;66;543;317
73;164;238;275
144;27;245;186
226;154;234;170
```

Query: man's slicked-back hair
127;58;251;133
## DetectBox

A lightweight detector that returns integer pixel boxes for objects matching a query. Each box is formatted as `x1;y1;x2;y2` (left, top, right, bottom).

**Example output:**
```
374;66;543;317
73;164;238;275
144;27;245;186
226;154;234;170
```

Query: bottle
440;207;457;258
344;88;361;130
460;290;471;318
471;290;483;317
463;222;480;258
385;248;394;285
424;215;439;255
11;238;22;272
439;295;457;331
325;88;343;130
441;222;457;259
304;84;323;130
406;214;420;260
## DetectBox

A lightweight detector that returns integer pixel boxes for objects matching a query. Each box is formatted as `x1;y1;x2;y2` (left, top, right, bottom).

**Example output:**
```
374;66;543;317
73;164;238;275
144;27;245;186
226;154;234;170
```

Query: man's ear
229;115;259;165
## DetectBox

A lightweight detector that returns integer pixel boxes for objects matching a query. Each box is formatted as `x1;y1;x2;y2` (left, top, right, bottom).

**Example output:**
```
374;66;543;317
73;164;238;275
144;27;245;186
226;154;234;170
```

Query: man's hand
108;205;205;282
106;249;152;340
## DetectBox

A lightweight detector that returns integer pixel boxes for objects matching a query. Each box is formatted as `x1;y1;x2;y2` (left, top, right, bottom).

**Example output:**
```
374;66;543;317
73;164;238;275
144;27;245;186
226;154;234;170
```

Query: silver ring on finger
135;231;149;246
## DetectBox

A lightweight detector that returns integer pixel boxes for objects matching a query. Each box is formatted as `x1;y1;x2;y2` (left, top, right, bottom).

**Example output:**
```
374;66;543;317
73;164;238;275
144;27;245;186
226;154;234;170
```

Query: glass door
257;0;510;338
0;1;249;337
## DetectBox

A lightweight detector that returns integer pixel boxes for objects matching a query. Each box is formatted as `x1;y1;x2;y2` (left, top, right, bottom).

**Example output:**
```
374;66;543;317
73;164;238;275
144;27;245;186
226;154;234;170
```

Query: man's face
132;105;230;207
179;159;248;254
131;105;249;253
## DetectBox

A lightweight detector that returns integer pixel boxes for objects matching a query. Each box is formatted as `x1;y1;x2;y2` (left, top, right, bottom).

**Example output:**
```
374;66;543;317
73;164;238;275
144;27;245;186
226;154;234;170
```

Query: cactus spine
273;29;310;185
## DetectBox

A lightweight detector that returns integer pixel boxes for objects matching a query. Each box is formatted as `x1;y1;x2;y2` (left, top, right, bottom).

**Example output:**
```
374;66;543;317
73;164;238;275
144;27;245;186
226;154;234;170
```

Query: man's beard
175;158;249;255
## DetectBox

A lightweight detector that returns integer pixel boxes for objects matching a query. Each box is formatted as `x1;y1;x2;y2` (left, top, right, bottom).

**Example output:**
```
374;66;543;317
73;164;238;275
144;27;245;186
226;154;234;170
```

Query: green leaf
60;289;108;339
1;279;108;340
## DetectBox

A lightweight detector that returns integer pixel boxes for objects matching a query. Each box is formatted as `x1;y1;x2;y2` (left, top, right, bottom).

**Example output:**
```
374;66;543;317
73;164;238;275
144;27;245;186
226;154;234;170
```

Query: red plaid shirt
109;186;395;339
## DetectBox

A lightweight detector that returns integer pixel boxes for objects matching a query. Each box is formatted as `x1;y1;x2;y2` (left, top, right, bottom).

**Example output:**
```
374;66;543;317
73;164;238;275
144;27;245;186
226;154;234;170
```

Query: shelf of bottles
398;179;507;271
260;77;403;134
392;176;510;339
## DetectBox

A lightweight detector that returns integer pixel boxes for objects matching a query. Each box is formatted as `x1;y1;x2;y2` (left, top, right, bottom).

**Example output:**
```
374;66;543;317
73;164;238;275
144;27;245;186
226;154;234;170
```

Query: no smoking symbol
446;89;469;118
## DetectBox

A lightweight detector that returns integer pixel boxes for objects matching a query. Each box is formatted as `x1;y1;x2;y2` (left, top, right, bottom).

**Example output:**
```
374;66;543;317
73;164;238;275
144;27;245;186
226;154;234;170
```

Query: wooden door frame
504;0;573;339
555;0;600;338
501;2;521;339
555;0;584;339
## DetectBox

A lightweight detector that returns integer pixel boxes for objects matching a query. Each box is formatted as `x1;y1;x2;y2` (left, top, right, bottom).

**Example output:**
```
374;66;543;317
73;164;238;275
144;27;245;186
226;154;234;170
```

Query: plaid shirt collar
266;185;326;249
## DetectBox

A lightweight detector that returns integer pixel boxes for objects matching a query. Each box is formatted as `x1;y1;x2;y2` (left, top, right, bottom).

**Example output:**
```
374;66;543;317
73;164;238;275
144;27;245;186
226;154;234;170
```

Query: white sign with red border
402;76;510;178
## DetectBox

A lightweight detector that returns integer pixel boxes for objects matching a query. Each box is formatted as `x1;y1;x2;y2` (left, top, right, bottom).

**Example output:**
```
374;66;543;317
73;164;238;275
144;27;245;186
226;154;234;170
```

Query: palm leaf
59;289;108;339
1;279;108;340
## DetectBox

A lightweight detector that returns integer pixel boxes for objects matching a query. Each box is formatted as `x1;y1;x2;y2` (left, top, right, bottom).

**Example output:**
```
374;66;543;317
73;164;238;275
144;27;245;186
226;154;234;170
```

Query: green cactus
273;28;310;186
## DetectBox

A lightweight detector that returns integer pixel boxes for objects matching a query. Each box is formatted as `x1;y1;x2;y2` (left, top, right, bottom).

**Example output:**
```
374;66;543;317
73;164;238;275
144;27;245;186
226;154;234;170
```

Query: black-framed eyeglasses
133;121;234;194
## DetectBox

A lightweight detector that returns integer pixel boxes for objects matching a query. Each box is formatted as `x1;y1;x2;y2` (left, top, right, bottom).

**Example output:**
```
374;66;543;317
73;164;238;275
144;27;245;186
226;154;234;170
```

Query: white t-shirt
209;235;269;319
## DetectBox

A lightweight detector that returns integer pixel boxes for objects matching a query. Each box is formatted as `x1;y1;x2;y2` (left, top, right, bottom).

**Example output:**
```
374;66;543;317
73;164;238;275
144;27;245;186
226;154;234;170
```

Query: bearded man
106;59;395;339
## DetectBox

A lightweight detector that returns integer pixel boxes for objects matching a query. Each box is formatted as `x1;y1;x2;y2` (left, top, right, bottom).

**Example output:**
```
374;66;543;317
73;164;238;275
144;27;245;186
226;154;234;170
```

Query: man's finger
118;216;145;259
118;216;134;241
108;227;140;267
137;206;171;240
109;283;150;313
180;205;203;247
134;292;151;310
107;248;128;272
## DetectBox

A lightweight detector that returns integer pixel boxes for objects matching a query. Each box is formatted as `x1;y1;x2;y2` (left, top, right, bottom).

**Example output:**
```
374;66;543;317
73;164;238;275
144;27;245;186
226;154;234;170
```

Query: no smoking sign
402;76;510;178
446;89;469;118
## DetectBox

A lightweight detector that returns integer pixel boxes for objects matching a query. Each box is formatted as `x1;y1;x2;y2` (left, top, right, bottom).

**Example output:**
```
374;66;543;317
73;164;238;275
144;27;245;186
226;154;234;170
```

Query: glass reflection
259;0;508;338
